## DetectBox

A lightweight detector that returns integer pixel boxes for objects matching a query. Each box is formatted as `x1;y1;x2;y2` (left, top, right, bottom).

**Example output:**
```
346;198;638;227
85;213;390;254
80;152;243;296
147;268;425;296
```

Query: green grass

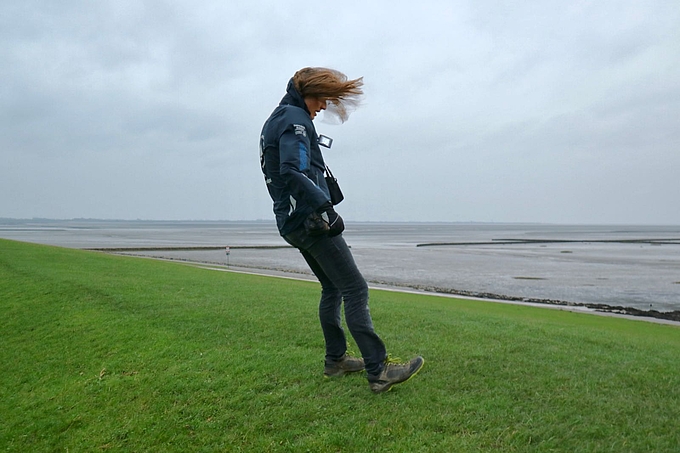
1;238;680;452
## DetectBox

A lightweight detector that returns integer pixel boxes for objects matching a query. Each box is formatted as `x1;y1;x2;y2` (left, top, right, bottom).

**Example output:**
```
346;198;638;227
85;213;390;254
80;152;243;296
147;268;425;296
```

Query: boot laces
384;355;405;366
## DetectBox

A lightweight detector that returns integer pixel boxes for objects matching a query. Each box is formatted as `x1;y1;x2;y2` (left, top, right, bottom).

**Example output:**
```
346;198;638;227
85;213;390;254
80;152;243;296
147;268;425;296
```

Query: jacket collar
279;78;310;115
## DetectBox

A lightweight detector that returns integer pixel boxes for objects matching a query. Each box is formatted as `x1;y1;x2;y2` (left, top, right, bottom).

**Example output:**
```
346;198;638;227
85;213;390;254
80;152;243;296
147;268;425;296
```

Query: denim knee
347;277;368;299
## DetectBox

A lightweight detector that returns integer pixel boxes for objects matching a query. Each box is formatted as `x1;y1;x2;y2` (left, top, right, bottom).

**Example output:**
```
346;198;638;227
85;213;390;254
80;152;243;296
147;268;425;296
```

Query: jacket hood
279;78;310;115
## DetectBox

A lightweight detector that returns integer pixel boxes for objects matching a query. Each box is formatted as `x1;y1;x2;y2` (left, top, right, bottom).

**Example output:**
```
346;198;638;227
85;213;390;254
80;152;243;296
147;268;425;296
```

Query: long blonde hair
293;67;364;123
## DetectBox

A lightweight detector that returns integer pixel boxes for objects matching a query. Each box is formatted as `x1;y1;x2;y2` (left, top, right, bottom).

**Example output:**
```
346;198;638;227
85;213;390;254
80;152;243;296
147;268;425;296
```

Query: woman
259;67;423;393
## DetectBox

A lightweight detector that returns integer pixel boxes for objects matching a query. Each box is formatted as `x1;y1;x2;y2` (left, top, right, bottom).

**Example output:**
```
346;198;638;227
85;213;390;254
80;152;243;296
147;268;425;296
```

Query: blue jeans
284;227;387;376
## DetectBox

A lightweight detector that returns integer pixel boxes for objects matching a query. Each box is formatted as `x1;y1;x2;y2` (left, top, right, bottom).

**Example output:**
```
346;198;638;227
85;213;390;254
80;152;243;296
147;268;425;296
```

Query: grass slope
1;238;679;452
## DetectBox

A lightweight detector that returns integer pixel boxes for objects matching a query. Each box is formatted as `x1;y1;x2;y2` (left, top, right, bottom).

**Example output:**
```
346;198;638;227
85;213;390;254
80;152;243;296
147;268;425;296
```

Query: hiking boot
323;354;365;377
368;356;424;393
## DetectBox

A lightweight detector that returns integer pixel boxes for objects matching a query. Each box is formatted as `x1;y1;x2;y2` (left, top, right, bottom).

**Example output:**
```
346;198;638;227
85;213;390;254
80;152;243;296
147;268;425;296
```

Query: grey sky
2;1;679;224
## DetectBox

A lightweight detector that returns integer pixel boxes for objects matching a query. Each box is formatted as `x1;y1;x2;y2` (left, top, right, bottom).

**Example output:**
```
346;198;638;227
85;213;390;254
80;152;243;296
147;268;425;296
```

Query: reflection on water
2;219;679;312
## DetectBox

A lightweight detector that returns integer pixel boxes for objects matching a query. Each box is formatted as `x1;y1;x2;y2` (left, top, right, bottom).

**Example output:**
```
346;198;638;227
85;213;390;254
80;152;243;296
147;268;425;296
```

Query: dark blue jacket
260;79;331;236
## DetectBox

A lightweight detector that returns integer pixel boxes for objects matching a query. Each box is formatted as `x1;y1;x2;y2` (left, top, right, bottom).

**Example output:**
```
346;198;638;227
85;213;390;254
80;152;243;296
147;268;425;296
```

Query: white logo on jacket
289;196;297;215
293;124;307;137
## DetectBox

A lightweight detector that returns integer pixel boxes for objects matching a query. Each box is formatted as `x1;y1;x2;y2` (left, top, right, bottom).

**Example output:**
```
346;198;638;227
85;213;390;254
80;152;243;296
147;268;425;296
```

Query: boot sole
323;368;365;378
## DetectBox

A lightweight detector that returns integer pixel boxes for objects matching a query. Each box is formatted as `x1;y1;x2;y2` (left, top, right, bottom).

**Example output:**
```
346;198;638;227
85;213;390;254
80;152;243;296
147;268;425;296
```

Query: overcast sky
2;1;679;224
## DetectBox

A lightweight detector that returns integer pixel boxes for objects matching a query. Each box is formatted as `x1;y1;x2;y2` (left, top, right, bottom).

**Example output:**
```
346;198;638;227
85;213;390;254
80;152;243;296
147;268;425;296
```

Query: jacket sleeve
278;125;330;211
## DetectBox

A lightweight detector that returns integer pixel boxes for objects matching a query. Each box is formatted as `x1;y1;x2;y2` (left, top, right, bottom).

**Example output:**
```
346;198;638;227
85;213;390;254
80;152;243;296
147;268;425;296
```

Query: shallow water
2;220;679;312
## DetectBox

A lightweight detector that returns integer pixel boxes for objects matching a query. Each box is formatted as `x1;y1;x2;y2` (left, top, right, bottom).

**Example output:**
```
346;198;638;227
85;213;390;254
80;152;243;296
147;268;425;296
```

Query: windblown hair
293;67;364;123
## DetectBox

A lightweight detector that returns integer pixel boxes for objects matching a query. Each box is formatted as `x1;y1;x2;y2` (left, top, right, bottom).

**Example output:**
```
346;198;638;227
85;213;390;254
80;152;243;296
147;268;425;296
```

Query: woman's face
304;97;328;120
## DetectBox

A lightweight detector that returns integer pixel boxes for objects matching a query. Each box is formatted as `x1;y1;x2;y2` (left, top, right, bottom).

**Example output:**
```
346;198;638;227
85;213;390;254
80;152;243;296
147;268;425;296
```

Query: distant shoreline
3;220;679;322
3;218;680;227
